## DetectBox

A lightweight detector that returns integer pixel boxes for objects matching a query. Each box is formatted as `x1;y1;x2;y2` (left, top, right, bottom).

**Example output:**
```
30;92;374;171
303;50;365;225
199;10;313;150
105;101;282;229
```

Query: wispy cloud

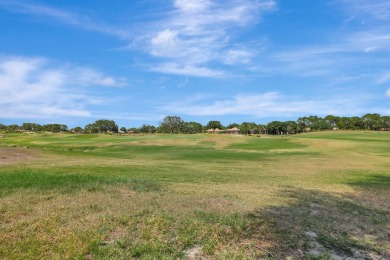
347;30;390;52
386;89;390;97
223;49;255;65
70;68;128;87
376;72;390;85
0;0;130;39
161;92;380;117
342;0;390;20
260;27;390;80
250;1;390;80
91;112;164;123
0;0;275;78
174;0;212;13
144;0;275;77
151;63;225;78
0;56;128;119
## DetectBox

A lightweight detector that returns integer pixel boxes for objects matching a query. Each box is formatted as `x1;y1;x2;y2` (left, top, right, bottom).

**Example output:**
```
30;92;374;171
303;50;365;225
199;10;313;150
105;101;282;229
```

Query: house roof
207;128;222;132
226;127;240;131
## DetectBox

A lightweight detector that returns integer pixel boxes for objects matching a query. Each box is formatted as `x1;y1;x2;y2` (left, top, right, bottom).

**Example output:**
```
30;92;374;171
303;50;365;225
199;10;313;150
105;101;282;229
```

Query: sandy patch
0;147;40;165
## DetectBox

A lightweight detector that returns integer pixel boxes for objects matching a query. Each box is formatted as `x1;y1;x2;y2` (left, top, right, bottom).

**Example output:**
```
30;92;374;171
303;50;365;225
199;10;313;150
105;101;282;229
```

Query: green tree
139;124;156;134
6;124;20;132
240;122;257;134
381;116;390;128
297;117;310;132
336;117;348;130
21;123;42;132
128;127;140;134
285;121;298;134
84;124;98;133
84;119;118;133
361;113;381;130
72;126;83;133
324;115;340;129
182;122;203;134
21;123;33;131
350;116;363;130
254;124;267;134
159;116;184;134
267;121;286;135
206;120;223;130
227;123;240;129
42;124;68;133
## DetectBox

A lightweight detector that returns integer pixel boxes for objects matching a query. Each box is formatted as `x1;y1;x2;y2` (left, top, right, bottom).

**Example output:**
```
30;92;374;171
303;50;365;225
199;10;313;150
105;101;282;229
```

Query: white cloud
342;0;390;20
0;0;275;78
146;0;275;77
0;56;127;119
363;47;377;53
255;0;390;79
151;29;178;47
347;31;390;52
223;49;255;65
161;92;377;117
71;68;128;87
265;47;340;77
150;29;180;58
260;27;390;78
91;112;164;122
376;72;390;85
386;88;390;97
95;77;127;87
0;0;130;39
151;63;224;78
174;0;211;13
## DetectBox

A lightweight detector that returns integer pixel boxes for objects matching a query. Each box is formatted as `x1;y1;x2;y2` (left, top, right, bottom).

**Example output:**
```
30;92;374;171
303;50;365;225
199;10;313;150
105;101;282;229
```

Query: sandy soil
0;147;40;165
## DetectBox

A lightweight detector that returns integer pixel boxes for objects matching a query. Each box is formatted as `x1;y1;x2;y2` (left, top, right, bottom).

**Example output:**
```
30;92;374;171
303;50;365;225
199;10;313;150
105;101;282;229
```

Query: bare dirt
0;147;40;165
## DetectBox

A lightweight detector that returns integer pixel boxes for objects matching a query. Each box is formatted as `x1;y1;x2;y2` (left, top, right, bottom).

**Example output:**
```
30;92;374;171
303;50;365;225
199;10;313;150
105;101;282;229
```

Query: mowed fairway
0;132;389;259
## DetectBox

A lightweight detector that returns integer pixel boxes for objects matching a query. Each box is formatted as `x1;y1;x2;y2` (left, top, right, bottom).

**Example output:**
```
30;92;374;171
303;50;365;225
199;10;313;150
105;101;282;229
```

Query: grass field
0;131;389;259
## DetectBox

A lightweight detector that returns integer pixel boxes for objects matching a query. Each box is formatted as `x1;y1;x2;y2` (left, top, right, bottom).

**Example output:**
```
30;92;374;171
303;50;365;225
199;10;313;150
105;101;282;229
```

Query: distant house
225;127;240;135
206;127;241;134
206;128;223;134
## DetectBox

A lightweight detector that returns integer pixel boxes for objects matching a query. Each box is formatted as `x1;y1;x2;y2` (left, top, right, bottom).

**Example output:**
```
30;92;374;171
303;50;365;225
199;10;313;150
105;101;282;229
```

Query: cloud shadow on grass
244;188;390;259
346;173;390;189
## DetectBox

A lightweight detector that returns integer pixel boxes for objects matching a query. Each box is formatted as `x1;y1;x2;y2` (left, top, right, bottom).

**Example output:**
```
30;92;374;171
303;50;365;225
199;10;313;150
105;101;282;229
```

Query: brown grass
0;147;42;165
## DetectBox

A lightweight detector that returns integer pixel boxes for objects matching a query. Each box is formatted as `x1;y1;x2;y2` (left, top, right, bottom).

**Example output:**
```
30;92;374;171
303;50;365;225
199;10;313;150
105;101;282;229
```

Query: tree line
1;113;389;135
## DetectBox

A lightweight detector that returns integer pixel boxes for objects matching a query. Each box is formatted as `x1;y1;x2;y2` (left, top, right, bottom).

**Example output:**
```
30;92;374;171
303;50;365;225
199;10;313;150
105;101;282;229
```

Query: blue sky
1;0;389;128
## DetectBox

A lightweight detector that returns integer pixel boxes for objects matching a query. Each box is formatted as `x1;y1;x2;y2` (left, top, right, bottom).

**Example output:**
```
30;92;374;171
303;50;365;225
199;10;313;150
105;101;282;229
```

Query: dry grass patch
0;185;260;259
0;147;42;165
199;135;245;148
